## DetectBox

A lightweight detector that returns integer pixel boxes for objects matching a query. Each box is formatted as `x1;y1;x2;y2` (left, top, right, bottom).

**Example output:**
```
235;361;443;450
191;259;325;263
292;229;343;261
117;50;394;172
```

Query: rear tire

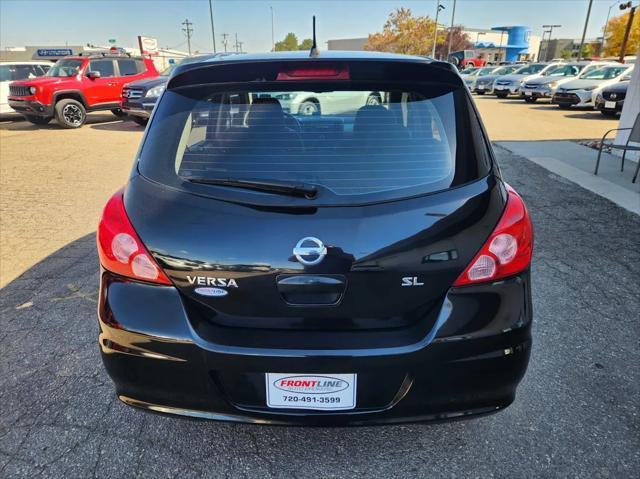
524;97;537;103
111;108;127;118
131;116;148;127
495;92;508;99
24;115;52;125
557;103;572;109
55;99;86;128
600;110;617;117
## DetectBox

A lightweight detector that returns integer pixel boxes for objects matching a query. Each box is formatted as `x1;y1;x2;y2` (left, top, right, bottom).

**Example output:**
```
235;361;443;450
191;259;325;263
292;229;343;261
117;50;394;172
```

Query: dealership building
327;26;541;62
0;44;189;71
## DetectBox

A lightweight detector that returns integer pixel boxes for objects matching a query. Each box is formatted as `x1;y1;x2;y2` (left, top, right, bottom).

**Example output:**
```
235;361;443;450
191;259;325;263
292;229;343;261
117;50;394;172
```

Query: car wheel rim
300;104;317;115
62;105;83;125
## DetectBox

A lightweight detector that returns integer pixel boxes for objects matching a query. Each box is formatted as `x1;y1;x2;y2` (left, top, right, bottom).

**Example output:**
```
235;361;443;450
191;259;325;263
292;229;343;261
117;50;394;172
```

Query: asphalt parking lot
1;100;638;477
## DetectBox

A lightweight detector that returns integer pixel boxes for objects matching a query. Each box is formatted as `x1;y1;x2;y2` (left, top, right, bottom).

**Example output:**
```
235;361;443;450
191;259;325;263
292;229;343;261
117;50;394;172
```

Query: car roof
0;61;52;65
62;55;147;61
171;50;445;77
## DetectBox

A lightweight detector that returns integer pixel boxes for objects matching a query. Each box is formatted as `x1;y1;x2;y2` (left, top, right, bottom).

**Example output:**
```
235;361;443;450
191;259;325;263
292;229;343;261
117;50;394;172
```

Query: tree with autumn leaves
365;8;472;59
602;11;639;57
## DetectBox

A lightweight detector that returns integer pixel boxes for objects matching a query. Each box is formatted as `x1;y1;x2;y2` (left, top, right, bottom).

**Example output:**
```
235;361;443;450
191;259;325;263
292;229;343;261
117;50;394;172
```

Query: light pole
446;0;457;59
221;33;229;53
602;0;621;56
475;31;485;46
182;19;193;55
577;0;594;60
270;6;275;52
431;2;445;58
541;24;561;61
208;0;217;53
618;1;637;62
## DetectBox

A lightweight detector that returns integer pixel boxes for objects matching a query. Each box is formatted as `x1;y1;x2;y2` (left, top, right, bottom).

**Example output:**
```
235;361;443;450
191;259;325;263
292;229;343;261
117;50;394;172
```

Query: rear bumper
8;98;53;117
98;271;533;425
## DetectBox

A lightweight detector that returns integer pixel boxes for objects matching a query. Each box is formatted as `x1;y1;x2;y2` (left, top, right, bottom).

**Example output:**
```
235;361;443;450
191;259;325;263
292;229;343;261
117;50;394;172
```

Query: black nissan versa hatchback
97;51;533;425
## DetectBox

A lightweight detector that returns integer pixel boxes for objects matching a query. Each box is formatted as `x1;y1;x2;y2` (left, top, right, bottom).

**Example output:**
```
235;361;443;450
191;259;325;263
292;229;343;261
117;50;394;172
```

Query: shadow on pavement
0;113;121;131
563;112;615;120
90;120;145;132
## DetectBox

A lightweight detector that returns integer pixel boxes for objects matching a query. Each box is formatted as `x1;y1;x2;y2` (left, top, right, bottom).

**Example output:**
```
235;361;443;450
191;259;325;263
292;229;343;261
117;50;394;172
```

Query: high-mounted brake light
453;185;533;286
97;189;171;285
276;64;350;81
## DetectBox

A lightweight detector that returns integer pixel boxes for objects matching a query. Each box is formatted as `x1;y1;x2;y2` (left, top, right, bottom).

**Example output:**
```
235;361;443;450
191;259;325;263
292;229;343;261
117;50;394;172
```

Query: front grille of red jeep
9;85;31;96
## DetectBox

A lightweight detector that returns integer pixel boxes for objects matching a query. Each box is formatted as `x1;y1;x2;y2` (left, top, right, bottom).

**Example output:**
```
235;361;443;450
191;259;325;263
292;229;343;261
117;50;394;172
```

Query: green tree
274;33;314;51
560;49;572;60
581;43;595;59
275;33;299;51
298;38;314;50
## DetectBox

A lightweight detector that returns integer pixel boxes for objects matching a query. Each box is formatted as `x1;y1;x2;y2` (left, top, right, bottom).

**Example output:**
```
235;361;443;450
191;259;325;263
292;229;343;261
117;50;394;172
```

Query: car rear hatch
127;56;502;351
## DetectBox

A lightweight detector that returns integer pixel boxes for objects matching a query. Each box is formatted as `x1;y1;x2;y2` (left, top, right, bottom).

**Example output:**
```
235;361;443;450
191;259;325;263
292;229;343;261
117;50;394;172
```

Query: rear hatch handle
276;275;346;306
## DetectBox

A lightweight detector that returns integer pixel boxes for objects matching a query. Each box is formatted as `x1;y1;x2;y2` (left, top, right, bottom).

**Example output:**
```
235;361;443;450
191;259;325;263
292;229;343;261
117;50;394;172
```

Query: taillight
453;185;533;286
97;189;171;285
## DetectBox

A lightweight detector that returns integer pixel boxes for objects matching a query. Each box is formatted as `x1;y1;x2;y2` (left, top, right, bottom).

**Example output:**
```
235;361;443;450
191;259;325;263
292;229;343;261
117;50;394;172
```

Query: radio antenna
309;16;319;57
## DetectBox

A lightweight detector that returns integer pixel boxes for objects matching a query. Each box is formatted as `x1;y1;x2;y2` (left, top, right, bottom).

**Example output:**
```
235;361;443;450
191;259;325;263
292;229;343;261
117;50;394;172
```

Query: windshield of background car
514;64;545;75
0;64;49;81
478;67;494;75
580;66;629;80
460;67;478;75
492;66;518;75
542;64;577;76
46;59;83;77
138;68;491;205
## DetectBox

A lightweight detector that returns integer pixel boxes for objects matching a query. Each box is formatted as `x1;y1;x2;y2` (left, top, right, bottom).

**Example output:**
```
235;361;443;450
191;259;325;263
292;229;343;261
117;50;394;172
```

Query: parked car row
3;54;634;127
462;60;634;117
4;53;159;127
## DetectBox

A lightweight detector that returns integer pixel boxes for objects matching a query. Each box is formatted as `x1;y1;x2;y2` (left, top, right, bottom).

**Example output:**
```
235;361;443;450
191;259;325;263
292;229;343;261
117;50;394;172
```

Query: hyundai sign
36;48;73;57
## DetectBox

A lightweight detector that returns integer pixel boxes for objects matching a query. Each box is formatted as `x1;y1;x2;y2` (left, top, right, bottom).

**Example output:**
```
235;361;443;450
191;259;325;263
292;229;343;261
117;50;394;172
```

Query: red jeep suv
8;53;158;128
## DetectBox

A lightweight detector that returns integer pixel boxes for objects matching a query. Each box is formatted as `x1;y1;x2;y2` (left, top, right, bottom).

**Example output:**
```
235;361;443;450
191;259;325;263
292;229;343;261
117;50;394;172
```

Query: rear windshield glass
514;64;545;75
138;66;491;204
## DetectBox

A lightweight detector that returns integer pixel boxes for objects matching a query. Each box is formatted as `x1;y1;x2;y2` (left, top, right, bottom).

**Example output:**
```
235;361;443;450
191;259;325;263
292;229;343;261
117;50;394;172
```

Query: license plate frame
525;91;532;96
265;373;357;411
605;101;616;109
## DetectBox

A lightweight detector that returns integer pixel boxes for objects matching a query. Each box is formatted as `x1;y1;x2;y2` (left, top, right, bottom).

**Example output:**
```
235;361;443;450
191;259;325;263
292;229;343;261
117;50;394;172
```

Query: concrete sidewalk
497;140;639;215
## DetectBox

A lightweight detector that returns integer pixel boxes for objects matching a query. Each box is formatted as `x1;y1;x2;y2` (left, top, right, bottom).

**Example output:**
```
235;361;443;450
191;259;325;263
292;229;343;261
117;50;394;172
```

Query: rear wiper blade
187;177;318;199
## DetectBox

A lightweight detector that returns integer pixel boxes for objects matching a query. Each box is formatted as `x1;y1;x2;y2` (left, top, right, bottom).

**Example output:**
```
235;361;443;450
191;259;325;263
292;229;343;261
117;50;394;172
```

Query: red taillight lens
453;185;533;287
276;63;350;81
97;189;171;285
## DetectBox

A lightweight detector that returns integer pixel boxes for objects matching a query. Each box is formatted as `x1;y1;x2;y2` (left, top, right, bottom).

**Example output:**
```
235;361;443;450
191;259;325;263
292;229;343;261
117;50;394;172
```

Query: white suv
0;62;51;115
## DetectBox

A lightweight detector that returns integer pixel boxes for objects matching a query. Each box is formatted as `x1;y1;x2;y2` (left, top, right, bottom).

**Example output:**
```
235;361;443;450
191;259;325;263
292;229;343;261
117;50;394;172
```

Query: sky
0;0;630;54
